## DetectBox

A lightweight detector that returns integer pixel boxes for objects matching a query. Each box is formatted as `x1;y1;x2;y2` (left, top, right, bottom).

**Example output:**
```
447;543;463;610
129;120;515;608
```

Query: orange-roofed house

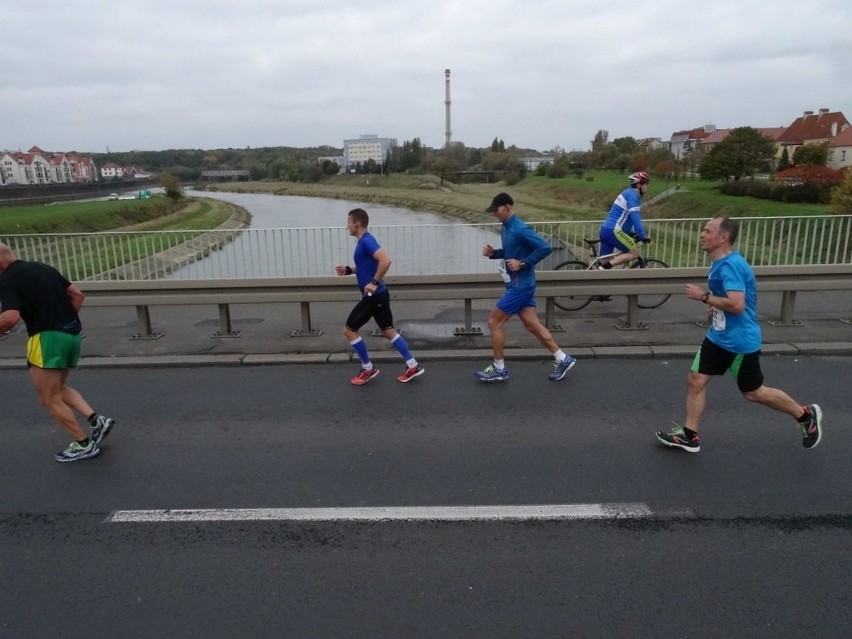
778;108;850;158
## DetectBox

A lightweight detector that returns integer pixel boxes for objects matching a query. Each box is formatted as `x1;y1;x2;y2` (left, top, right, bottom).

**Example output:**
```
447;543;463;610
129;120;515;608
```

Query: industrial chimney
444;69;452;148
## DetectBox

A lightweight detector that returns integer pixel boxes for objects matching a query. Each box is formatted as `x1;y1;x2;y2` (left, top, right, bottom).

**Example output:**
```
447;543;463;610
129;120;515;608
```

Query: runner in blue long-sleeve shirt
476;192;576;382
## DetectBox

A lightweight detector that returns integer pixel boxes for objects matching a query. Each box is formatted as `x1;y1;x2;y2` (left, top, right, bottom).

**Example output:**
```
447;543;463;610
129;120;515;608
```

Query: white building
343;134;396;171
521;155;557;171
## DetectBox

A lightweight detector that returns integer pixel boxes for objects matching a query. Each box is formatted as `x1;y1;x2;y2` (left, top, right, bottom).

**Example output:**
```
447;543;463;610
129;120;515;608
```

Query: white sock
554;350;567;363
494;359;505;370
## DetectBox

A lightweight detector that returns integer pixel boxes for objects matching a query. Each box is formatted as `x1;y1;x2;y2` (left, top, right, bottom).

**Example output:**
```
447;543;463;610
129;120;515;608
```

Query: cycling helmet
628;171;650;186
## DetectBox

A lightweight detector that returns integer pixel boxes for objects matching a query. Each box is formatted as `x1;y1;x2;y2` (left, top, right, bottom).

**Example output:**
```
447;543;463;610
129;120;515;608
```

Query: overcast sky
2;0;850;154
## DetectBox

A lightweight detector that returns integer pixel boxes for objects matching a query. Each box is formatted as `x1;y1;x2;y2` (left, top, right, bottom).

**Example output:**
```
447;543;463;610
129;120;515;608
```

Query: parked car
108;193;119;200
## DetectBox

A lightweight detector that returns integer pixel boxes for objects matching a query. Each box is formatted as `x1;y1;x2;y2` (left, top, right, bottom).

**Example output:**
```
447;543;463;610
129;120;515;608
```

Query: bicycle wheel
552;260;593;311
632;258;671;309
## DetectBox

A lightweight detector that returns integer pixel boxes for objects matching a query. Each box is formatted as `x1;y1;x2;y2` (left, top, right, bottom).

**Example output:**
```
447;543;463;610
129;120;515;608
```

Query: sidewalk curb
1;343;849;370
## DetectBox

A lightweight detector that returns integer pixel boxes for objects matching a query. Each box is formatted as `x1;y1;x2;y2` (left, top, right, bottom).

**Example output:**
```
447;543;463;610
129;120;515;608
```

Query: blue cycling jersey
601;187;647;240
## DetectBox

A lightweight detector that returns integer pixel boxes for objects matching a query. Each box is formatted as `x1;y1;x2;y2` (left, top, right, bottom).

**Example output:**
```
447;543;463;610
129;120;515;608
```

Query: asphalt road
1;358;850;638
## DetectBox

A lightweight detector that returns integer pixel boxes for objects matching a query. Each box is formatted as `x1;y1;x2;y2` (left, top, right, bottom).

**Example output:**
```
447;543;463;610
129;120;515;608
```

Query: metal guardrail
3;215;851;282
79;264;852;338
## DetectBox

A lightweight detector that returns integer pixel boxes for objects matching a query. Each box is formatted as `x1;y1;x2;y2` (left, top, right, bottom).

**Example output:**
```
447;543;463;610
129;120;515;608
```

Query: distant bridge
200;170;250;182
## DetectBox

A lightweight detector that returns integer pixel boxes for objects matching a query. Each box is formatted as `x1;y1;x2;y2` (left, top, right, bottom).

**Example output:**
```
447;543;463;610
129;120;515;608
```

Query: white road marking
106;503;653;523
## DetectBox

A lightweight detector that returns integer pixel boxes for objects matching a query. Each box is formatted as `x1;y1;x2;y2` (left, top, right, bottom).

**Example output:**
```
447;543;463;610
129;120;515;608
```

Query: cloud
1;0;850;153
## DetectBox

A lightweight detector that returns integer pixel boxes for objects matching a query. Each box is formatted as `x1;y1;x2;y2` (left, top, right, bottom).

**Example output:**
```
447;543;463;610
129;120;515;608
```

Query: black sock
602;262;613;269
683;426;698;438
77;437;90;446
796;407;810;423
88;413;98;426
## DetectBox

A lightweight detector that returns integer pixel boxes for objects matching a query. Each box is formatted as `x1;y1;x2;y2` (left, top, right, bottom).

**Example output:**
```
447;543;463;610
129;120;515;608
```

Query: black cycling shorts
345;289;394;332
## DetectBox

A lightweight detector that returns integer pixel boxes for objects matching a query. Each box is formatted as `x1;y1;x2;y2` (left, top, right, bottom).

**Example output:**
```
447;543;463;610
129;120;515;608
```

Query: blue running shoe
55;440;101;463
91;415;115;445
549;356;576;381
476;364;508;382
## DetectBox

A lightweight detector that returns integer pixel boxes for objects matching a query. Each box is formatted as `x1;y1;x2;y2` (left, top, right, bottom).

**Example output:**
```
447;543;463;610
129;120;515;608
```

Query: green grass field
0;196;232;235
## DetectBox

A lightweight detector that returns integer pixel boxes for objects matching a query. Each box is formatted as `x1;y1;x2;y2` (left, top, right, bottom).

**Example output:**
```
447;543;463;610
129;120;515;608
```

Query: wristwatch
701;292;710;303
370;279;380;286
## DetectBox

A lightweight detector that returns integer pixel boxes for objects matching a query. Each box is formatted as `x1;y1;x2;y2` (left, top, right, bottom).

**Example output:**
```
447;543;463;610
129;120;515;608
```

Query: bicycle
552;237;671;311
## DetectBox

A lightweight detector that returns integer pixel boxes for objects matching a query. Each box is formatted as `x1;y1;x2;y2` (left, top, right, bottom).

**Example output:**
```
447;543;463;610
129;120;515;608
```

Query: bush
717;166;843;204
503;170;523;185
535;162;551;177
546;163;569;178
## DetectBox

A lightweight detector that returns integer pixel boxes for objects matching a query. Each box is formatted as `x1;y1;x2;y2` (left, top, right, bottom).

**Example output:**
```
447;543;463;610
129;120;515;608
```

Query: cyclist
598;171;651;269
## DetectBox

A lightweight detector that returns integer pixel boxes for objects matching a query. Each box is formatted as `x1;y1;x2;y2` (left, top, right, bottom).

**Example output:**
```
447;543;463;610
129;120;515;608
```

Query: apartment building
343;134;397;172
0;146;98;185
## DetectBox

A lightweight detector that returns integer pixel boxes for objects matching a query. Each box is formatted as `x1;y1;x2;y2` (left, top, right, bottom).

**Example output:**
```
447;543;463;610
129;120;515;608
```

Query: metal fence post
213;303;242;338
131;305;163;340
769;290;803;326
616;295;648;331
291;301;323;337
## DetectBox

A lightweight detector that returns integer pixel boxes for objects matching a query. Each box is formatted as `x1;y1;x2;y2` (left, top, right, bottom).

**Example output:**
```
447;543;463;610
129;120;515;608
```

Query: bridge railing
2;215;850;282
79;264;852;339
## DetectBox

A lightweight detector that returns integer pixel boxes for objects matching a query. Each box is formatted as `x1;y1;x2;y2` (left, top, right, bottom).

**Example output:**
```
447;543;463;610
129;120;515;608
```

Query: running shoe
55;440;101;463
351;367;380;386
475;364;509;382
549;356;576;381
397;364;425;383
800;404;823;449
91;415;115;446
655;425;700;453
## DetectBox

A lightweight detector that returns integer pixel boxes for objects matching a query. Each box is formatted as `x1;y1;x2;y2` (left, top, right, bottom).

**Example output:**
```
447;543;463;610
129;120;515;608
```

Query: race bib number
711;307;726;332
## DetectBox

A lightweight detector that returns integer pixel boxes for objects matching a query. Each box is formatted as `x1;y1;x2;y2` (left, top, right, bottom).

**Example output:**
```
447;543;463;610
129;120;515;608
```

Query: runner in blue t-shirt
335;208;424;386
598;172;651;269
656;217;823;453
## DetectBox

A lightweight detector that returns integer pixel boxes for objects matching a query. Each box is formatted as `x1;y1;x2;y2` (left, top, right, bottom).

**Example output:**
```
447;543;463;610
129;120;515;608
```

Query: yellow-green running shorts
26;331;81;369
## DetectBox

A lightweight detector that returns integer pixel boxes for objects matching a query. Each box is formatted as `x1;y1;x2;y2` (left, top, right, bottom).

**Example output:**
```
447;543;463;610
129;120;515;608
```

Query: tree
481;152;511;171
591;130;609;152
444;142;468;169
631;153;650;172
777;147;791;172
611;137;638;155
829;168;852;214
698;126;776;181
401;138;424;171
502;157;527;185
161;173;183;200
792;143;829;166
431;156;461;185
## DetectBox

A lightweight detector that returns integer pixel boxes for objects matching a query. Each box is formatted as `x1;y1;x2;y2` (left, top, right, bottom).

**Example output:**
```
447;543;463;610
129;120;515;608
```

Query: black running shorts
691;337;764;393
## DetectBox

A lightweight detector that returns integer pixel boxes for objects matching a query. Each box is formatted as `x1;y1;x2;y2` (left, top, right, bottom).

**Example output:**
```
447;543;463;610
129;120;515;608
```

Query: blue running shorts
496;287;537;315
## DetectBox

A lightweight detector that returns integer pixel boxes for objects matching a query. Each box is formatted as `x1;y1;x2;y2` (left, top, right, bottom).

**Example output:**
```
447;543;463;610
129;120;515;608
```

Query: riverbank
198;173;832;223
198;175;616;223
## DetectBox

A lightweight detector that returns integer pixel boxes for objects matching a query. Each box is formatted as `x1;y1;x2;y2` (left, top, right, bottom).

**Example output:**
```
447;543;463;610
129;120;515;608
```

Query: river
164;189;504;278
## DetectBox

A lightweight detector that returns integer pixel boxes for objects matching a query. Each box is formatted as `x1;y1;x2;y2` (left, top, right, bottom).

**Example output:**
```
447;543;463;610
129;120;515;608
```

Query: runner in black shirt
0;242;115;462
